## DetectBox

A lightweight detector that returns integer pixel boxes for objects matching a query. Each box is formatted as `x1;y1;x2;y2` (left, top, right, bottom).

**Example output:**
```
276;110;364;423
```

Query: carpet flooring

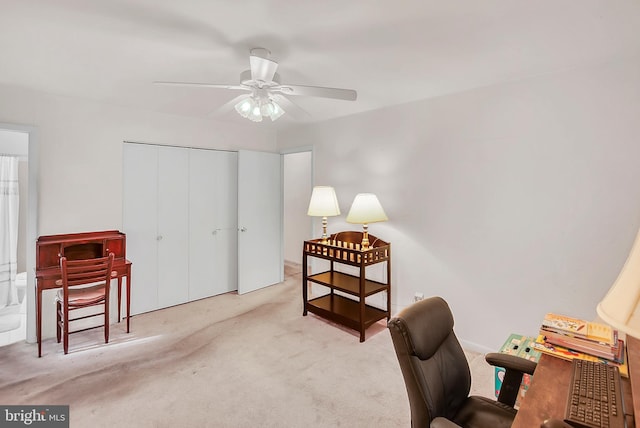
0;263;495;427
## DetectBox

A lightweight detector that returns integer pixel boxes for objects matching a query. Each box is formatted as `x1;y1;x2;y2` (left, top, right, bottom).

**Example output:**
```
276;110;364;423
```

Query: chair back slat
61;253;114;288
57;252;115;354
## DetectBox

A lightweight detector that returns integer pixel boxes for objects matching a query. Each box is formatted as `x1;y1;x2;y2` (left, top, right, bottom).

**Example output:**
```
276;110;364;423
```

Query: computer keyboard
564;359;626;428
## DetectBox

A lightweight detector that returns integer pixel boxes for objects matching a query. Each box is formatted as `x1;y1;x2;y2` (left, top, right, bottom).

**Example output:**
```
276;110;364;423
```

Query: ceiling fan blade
154;81;248;90
249;54;279;84
272;94;311;120
274;84;357;101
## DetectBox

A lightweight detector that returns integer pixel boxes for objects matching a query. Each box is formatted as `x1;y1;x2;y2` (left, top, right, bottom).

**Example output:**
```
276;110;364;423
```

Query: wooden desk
512;342;639;427
35;231;132;357
627;336;640;428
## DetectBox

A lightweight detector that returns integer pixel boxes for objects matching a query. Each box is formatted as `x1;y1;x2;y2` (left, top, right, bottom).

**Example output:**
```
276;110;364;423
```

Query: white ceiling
2;0;640;129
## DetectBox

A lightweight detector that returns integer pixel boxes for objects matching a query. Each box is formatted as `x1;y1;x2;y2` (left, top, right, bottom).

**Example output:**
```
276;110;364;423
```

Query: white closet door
123;143;159;315
188;148;215;300
214;151;238;294
187;150;215;299
189;149;238;300
237;150;283;294
157;146;190;308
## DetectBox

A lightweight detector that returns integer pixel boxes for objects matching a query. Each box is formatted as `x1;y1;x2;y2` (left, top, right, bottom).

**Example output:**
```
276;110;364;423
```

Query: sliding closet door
237;150;283;294
125;145;280;311
212;151;238;295
189;149;217;300
125;143;190;313
189;149;238;300
123;143;159;315
157;146;190;308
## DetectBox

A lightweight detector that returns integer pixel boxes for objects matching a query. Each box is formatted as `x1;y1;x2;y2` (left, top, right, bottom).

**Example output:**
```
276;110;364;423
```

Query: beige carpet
0;263;495;427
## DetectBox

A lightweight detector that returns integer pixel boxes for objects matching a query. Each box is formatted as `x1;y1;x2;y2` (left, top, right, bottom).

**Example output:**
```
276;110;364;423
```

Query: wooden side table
302;231;391;342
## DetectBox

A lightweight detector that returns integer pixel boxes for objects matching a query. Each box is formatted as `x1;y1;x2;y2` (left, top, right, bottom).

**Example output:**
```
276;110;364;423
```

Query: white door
237;150;283;294
189;149;238;300
157;146;190;308
213;151;238;294
189;148;217;300
123;143;159;315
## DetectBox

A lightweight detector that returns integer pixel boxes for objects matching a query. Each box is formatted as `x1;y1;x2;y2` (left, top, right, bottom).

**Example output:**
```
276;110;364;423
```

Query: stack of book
534;312;628;376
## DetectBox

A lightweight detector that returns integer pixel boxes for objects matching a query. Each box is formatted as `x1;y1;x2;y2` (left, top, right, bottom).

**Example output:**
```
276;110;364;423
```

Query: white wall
0;85;276;235
283;151;312;264
0;129;28;155
0;84;277;342
277;56;640;352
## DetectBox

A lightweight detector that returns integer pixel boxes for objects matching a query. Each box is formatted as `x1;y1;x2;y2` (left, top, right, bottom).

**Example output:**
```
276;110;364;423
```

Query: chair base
56;300;109;354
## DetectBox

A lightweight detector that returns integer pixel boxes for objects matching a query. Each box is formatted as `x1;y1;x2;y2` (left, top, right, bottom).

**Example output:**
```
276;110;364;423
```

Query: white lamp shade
346;193;388;224
597;228;640;338
234;97;253;118
234;96;285;122
307;186;340;217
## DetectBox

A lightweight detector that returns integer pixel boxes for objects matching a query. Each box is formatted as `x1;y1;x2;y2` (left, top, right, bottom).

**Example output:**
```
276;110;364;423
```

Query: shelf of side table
302;231;391;342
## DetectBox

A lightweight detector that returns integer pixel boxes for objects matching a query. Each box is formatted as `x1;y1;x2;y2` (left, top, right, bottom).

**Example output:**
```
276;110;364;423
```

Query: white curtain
0;156;19;309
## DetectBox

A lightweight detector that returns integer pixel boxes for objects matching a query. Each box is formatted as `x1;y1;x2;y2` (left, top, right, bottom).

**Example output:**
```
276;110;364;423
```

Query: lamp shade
307;186;340;217
234;95;285;122
597;228;640;339
346;193;388;224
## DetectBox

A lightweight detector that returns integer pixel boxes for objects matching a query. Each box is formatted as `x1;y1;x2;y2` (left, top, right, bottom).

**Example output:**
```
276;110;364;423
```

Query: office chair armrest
485;352;537;375
430;417;462;428
485;353;538;407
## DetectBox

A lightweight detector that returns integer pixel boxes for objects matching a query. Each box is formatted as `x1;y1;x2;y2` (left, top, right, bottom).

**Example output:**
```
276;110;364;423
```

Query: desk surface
512;344;638;427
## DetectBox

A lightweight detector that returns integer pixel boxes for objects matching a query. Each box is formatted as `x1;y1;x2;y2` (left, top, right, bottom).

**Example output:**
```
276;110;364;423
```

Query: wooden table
35;230;132;357
512;340;639;427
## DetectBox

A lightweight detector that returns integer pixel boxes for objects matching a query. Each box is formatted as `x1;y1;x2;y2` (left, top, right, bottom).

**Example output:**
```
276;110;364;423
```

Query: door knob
239;227;247;232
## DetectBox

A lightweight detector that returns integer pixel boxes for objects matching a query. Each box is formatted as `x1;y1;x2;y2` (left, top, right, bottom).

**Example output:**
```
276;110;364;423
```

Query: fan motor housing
240;70;281;87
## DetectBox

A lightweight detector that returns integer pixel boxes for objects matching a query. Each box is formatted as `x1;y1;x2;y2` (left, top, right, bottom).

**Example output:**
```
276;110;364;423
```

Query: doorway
282;149;313;265
0;126;35;346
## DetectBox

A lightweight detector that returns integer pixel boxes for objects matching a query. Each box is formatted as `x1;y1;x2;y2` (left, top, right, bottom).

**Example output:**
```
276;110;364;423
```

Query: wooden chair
56;253;114;354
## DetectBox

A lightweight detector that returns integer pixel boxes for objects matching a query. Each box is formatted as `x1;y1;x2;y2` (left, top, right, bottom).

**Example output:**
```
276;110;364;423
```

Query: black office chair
388;296;538;428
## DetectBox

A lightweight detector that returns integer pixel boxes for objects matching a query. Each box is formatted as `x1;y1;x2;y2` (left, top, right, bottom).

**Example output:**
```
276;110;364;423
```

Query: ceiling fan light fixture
260;99;274;117
268;100;285;121
234;95;285;122
156;47;357;123
234;97;253;118
248;103;263;122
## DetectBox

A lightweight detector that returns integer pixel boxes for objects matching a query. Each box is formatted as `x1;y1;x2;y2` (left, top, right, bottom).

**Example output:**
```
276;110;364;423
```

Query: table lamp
346;193;388;250
597;227;640;339
307;186;341;244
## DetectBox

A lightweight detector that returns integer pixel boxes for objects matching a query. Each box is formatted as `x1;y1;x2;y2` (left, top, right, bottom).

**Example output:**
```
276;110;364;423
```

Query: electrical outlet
414;292;424;302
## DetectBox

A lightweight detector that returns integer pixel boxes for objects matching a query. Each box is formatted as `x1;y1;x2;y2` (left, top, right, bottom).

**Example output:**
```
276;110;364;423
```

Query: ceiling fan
154;48;358;122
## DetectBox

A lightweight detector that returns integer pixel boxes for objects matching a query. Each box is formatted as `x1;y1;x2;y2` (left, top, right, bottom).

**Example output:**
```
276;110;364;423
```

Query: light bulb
261;101;275;117
269;100;285;121
234;97;253;118
249;104;263;122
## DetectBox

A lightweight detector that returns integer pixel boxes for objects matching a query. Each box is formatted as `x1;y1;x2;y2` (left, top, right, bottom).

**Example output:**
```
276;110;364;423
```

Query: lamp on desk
346;193;388;250
307;186;341;244
597;228;640;339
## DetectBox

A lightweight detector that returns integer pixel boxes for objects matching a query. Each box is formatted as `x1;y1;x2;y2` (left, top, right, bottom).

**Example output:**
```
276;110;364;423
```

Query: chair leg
63;310;69;355
56;301;61;343
104;300;110;344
